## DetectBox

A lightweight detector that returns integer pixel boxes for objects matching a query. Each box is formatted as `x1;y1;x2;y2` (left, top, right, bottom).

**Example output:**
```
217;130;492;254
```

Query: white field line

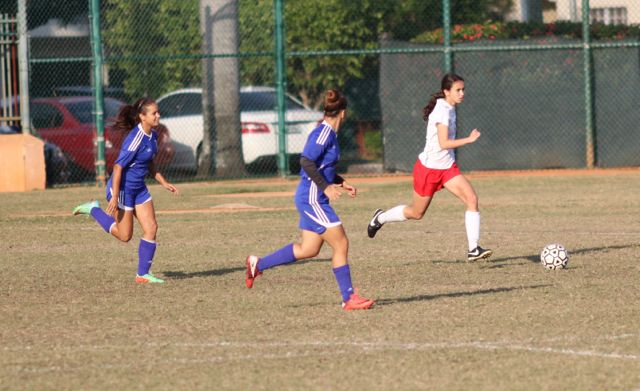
2;334;637;352
4;335;639;374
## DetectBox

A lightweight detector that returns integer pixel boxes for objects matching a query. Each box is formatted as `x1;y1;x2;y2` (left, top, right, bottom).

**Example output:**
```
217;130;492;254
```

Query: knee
333;235;349;252
466;193;478;209
299;246;320;259
118;232;133;242
295;243;319;259
144;222;158;238
406;208;425;220
299;249;319;259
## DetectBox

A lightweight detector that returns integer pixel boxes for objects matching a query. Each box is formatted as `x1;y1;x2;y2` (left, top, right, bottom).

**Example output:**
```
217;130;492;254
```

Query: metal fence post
89;0;106;186
17;0;30;135
442;0;452;73
274;0;288;176
582;0;595;168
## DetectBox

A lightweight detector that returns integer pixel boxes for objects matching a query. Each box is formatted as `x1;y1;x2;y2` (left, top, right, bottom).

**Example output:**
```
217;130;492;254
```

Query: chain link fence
2;0;639;186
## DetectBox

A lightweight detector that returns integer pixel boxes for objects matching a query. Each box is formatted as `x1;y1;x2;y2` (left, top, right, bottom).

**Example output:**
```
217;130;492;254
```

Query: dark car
53;86;127;102
0;124;71;186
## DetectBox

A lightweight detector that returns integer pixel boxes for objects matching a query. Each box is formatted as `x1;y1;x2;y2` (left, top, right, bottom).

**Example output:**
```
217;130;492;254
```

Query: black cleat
367;209;384;238
467;246;493;261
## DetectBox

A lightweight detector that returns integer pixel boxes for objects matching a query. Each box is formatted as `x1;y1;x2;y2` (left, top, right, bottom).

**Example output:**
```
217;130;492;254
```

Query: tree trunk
198;0;246;178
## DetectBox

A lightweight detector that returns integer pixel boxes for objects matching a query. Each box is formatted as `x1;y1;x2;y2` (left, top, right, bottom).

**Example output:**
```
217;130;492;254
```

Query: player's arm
437;123;481;149
300;156;341;201
149;161;179;195
333;174;357;198
106;164;123;216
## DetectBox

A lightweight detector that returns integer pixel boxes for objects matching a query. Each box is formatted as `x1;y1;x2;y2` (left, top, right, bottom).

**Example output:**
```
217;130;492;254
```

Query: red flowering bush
412;21;640;44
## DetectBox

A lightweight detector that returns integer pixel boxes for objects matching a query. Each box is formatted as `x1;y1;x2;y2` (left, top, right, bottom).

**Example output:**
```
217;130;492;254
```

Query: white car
156;86;323;171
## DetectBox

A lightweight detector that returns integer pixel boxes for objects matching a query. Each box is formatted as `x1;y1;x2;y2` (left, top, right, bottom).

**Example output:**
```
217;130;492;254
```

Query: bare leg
403;191;434;220
133;201;158;241
443;175;478;211
110;209;134;242
320;225;349;268
293;229;324;260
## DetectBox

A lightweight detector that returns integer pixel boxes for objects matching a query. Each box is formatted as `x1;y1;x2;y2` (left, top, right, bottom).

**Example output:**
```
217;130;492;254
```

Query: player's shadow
375;284;551;307
162;258;332;280
432;244;639;269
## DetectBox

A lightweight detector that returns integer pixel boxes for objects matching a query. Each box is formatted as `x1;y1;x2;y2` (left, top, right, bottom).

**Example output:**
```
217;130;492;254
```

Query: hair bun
323;88;347;117
326;89;338;103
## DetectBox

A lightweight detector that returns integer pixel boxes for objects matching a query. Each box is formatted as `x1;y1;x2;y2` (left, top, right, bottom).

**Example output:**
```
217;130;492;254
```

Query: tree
237;0;512;109
103;0;202;99
238;0;390;109
198;0;245;177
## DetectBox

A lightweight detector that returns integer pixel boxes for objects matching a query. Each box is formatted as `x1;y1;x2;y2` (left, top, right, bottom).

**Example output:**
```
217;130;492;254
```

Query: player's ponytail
422;73;464;121
422;91;445;121
113;98;155;132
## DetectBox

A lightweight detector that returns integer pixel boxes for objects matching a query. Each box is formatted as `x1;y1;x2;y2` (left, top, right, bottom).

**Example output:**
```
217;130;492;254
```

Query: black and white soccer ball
540;243;569;270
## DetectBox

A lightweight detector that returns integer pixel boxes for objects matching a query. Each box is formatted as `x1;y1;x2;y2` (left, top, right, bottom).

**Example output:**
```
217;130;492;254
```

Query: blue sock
138;239;157;276
258;243;296;271
90;207;115;233
332;264;354;302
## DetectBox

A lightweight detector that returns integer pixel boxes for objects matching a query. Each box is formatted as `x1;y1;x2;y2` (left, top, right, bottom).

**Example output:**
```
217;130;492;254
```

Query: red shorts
412;160;461;197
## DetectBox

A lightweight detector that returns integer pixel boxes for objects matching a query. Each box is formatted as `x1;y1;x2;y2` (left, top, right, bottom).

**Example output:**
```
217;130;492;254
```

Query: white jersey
418;98;456;169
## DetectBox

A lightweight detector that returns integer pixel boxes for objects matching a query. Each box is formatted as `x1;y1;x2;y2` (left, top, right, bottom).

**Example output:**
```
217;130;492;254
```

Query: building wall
506;0;544;22
555;0;640;24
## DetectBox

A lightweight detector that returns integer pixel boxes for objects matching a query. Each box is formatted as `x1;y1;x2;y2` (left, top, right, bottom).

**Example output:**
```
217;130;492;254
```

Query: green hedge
412;21;640;44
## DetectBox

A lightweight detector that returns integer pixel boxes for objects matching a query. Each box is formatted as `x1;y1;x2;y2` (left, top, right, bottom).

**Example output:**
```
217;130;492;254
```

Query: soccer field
2;170;640;390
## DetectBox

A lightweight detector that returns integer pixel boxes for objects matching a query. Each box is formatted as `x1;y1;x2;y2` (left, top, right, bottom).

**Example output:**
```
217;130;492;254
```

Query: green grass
2;171;640;390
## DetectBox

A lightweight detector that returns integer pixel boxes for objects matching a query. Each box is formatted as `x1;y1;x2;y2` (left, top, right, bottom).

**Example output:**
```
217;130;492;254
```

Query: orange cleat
342;292;374;311
245;255;262;289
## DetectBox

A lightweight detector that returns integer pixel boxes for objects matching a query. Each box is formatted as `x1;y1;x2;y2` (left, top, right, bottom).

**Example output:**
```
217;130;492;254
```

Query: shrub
411;21;640;44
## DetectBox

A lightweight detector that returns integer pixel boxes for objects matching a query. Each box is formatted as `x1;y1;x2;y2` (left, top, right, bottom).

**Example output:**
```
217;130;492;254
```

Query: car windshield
64;99;123;124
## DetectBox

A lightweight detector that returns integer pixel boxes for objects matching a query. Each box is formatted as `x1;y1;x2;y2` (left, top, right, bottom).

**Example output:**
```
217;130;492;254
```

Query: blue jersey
299;121;340;188
295;120;342;233
113;124;158;190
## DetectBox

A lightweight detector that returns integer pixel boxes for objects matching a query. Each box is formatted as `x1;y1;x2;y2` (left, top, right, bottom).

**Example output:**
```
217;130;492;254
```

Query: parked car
156;86;323;171
53;85;127;102
0;124;71;186
30;96;174;178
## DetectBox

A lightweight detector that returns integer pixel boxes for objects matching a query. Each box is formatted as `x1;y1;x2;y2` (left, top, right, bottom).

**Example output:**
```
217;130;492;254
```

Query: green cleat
72;200;99;215
135;273;165;284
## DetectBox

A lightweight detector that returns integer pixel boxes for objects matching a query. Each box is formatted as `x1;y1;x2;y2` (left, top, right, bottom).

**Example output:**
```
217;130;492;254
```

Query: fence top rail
28;40;640;65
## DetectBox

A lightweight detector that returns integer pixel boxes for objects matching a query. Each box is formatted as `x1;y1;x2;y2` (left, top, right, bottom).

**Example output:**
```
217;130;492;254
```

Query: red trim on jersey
412;160;461;197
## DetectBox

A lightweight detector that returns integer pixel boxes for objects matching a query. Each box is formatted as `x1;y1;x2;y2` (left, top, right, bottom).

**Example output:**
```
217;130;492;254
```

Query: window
31;104;64;129
64;98;123;124
590;7;627;25
240;91;306;112
181;93;203;116
157;94;188;118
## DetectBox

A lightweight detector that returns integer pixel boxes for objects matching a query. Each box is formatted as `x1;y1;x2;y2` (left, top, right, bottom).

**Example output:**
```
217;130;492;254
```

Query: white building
555;0;639;24
506;0;544;22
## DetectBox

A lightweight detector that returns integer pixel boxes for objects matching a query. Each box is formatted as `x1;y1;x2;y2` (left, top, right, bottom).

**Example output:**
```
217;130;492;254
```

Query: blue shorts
106;185;152;211
295;182;341;235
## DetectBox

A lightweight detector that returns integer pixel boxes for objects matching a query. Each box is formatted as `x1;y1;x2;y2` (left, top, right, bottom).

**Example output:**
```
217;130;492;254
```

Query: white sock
379;205;407;224
465;211;480;251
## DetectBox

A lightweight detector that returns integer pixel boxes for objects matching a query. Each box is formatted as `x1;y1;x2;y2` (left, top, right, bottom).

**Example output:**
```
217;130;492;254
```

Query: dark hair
323;89;347;117
422;73;464;121
113;97;156;132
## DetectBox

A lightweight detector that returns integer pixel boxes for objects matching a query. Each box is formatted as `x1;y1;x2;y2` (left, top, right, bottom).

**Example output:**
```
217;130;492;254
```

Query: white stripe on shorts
308;182;329;224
